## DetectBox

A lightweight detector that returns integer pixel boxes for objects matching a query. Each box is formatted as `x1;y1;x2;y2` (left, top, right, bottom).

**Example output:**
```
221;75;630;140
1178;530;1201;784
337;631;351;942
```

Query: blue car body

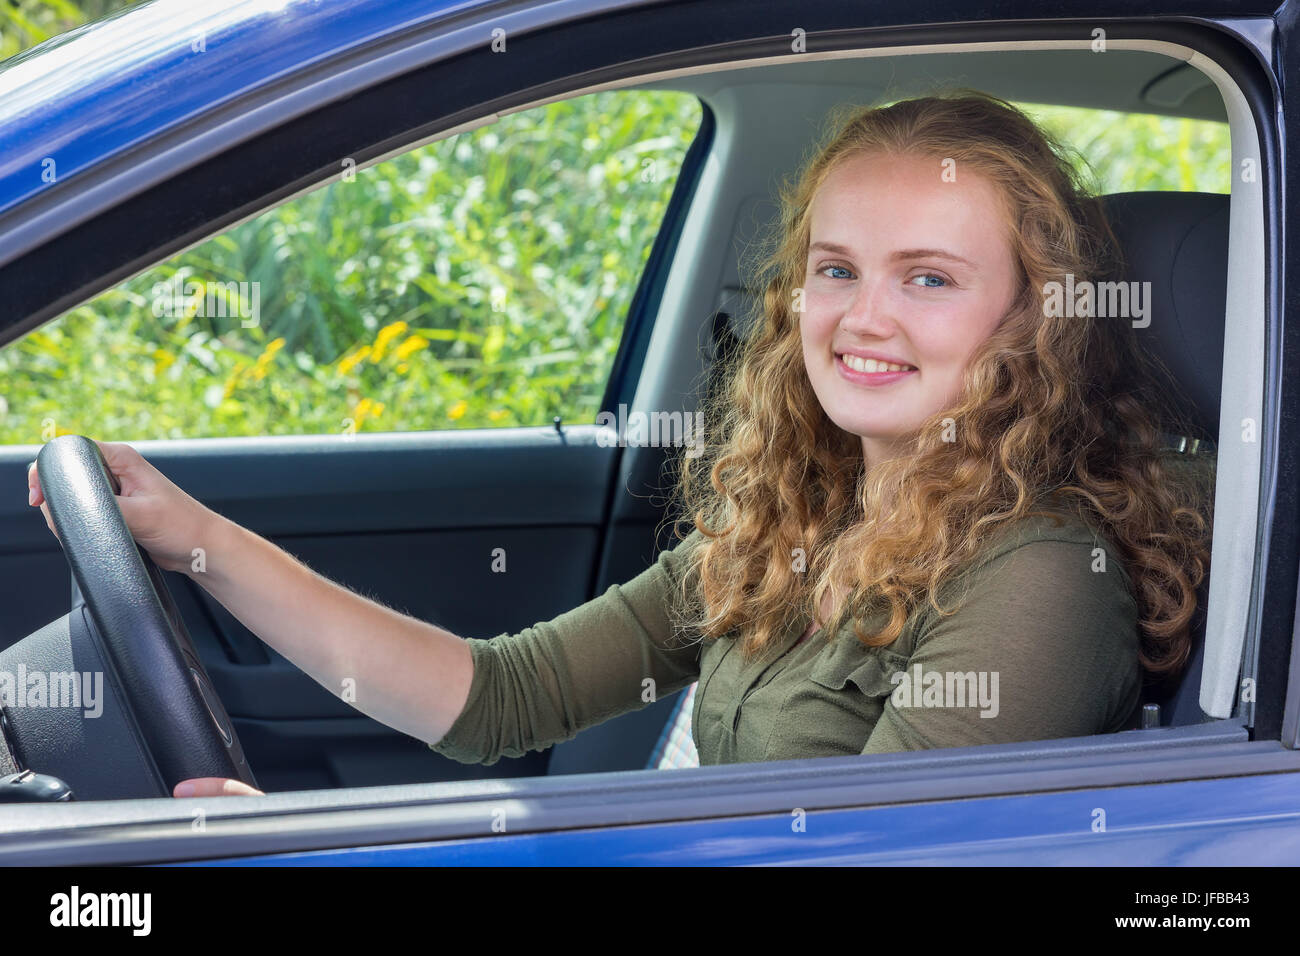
0;0;1296;866
180;774;1300;866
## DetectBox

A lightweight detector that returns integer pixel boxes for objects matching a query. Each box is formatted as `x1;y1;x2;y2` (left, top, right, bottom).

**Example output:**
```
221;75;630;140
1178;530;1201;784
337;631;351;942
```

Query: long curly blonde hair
662;90;1214;682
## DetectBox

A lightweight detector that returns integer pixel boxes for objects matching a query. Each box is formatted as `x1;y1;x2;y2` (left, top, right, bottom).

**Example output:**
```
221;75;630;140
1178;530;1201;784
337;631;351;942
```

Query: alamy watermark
595;404;705;459
0;666;103;718
1042;273;1151;328
49;886;150;936
890;664;999;718
151;274;261;328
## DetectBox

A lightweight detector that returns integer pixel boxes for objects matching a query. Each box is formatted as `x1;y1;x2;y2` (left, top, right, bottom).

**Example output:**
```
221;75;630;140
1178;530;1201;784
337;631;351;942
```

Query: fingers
95;439;164;500
26;461;42;506
173;778;265;798
93;439;137;492
26;463;58;539
27;439;145;511
94;439;145;477
39;502;58;540
26;437;133;503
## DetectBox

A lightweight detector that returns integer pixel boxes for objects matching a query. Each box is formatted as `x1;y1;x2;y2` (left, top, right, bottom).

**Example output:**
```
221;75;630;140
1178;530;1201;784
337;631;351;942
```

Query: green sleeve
860;531;1143;755
429;529;707;765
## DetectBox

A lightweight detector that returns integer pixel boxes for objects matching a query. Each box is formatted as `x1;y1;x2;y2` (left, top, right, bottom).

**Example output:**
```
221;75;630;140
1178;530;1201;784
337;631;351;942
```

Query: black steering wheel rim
36;434;257;794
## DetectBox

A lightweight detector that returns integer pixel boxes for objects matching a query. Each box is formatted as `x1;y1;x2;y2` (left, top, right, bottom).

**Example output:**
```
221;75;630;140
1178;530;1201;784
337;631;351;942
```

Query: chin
835;420;907;441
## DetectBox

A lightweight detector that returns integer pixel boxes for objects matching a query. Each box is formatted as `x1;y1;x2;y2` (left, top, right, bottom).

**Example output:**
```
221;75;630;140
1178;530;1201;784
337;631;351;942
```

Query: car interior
554;47;1244;774
0;40;1260;798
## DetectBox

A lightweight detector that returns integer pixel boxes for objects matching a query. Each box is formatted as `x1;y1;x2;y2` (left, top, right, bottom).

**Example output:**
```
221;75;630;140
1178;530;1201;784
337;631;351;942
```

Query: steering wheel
34;434;257;795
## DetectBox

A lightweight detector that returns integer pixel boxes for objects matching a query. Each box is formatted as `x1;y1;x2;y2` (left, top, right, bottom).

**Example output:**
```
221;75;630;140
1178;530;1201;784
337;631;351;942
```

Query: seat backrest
1098;191;1227;727
1098;191;1228;440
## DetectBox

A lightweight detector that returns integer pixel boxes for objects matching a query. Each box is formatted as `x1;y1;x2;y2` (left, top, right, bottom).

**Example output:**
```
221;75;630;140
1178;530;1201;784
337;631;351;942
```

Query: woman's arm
190;512;473;749
429;527;706;765
27;441;474;750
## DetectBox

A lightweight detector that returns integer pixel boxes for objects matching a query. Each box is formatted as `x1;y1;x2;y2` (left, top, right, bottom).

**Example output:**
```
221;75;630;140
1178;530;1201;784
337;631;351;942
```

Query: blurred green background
0;1;1233;443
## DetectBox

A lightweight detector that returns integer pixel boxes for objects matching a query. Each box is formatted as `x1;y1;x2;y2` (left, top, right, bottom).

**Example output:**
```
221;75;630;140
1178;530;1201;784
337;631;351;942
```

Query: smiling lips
835;351;918;386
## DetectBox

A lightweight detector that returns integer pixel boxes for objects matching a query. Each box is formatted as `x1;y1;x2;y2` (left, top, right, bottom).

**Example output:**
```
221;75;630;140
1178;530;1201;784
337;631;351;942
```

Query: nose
838;272;896;338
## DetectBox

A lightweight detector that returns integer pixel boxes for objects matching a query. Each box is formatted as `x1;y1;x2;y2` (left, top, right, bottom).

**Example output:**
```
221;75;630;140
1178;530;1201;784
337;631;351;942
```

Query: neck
860;433;913;476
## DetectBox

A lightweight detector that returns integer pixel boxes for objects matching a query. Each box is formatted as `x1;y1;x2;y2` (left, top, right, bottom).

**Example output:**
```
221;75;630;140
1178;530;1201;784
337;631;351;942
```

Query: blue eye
820;265;853;280
910;273;947;288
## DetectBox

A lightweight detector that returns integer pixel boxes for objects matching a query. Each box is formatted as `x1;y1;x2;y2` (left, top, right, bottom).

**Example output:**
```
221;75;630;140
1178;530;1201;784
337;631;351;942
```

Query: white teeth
839;354;915;374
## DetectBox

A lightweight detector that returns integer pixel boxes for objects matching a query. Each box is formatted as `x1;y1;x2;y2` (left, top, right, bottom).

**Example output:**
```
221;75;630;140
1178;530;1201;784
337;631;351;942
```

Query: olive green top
429;510;1142;766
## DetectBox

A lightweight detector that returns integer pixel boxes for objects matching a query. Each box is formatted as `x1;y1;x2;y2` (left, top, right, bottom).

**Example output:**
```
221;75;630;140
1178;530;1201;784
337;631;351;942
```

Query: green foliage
1017;102;1231;194
0;0;143;60
0;90;704;441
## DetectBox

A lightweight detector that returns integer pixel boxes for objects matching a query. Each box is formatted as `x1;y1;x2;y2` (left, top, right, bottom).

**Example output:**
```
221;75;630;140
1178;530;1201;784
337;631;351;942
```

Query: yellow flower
370;321;409;363
346;397;373;431
250;348;277;383
394;334;429;361
448;400;468;420
488;409;507;422
337;346;371;376
152;348;176;377
222;362;248;399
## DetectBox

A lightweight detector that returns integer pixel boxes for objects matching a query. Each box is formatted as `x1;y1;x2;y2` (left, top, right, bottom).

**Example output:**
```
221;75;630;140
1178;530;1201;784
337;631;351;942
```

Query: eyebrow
808;241;977;269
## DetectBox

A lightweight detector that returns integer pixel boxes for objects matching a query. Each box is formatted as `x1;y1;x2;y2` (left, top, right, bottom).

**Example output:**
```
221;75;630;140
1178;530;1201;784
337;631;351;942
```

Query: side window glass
1012;102;1231;192
0;90;704;442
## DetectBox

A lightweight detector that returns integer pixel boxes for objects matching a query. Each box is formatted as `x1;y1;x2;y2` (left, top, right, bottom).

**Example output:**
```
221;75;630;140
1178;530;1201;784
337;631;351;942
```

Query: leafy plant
0;89;704;441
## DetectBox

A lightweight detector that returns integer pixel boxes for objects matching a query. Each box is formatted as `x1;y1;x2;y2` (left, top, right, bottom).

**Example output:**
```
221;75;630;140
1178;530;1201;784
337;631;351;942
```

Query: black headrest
1097;191;1228;440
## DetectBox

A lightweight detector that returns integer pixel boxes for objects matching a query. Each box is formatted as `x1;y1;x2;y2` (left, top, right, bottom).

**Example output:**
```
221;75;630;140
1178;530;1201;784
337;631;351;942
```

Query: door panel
0;426;620;790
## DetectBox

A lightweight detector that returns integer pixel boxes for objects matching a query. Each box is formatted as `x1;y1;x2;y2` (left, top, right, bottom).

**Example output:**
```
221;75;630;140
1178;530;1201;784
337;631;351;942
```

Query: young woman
26;91;1213;797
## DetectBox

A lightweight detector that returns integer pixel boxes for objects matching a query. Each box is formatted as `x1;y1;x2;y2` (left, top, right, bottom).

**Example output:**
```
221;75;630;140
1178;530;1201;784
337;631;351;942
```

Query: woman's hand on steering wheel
28;438;219;575
174;778;266;798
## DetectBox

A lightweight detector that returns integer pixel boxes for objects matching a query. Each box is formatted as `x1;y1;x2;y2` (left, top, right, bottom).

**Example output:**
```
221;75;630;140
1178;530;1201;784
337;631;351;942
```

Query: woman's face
800;151;1020;470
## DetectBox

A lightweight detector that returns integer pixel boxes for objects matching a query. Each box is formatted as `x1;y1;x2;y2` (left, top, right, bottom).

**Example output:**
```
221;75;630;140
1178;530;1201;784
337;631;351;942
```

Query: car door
0;0;1296;870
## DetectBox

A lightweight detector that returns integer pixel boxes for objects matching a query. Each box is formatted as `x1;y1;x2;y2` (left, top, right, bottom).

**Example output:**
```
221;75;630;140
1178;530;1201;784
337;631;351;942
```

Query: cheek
798;309;836;352
913;309;989;369
915;330;986;405
908;327;957;370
